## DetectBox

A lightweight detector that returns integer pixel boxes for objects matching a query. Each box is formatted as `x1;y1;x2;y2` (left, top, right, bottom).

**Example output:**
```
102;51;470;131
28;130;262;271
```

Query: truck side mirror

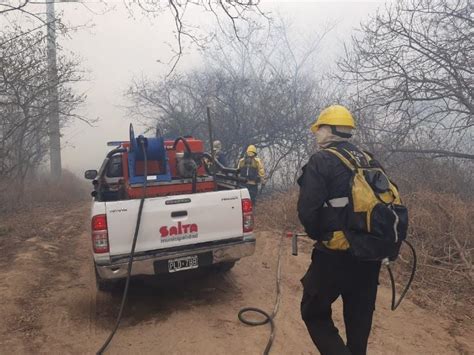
85;170;98;179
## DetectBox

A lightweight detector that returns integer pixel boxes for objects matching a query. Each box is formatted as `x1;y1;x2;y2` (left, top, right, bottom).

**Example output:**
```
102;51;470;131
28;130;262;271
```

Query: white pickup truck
85;145;256;291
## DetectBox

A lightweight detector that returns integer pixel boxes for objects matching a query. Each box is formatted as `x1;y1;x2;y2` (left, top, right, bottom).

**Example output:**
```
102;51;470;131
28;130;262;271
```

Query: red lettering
159;226;168;237
160;223;198;238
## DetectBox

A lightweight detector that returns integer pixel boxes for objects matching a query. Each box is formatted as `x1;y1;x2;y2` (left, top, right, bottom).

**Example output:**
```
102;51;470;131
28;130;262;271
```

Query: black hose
192;169;197;194
106;147;127;159
202;152;239;175
387;239;417;311
238;232;284;355
172;136;192;153
96;138;148;354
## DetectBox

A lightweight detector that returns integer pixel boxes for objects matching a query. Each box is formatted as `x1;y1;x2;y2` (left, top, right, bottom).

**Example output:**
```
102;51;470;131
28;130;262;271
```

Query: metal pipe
206;107;217;190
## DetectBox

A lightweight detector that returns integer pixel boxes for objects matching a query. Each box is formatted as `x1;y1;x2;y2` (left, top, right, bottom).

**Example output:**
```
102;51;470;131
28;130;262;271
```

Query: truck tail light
242;198;254;233
91;214;109;253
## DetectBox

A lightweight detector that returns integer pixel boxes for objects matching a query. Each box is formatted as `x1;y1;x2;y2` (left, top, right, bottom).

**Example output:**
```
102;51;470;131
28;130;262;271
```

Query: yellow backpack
325;146;408;261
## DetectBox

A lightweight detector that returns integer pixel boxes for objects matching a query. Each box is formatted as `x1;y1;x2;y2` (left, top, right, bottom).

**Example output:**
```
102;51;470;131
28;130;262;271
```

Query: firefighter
237;145;265;205
212;140;227;167
297;105;382;355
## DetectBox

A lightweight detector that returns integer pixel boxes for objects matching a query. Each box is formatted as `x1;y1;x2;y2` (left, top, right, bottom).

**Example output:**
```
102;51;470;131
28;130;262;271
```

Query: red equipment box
121;137;214;199
164;138;207;177
125;178;216;199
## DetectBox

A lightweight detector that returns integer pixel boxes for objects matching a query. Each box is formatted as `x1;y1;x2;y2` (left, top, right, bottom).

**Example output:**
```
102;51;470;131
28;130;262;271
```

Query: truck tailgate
105;190;244;256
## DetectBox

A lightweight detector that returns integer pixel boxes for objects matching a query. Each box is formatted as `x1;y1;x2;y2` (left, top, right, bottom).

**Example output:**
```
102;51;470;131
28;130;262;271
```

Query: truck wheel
94;265;119;292
214;261;236;272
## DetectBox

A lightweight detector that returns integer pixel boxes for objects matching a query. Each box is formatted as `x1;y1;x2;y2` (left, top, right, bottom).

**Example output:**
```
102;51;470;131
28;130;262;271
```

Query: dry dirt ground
0;202;473;354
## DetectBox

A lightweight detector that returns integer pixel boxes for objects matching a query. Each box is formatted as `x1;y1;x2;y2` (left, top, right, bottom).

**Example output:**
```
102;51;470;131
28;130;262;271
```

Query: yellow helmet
246;144;257;155
310;105;355;133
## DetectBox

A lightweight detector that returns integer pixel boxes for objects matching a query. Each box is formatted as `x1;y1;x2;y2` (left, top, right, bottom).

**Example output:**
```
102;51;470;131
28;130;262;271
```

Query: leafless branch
391;148;474;160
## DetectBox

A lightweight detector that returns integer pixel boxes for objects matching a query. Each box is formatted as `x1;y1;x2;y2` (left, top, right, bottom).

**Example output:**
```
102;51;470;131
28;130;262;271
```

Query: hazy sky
51;0;388;175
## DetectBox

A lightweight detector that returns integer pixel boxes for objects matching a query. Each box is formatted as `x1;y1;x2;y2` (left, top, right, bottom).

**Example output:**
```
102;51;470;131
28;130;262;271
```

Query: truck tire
213;261;236;272
94;265;119;292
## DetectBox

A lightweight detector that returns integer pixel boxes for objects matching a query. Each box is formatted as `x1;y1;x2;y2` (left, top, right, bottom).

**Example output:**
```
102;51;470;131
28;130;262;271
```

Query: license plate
168;255;199;273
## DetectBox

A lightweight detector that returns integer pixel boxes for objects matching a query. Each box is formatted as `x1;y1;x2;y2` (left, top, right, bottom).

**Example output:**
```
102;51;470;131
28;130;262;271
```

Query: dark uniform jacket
216;151;227;167
297;141;363;251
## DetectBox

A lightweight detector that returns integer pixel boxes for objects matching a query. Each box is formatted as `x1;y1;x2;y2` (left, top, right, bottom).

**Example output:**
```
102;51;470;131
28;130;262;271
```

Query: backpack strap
325;145;374;170
361;151;374;164
325;147;357;172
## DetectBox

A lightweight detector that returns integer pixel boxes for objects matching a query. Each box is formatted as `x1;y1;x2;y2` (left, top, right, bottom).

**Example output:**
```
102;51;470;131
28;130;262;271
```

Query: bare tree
0;1;45;21
0;26;84;197
337;0;473;158
127;22;333;188
124;0;269;74
1;1;109;180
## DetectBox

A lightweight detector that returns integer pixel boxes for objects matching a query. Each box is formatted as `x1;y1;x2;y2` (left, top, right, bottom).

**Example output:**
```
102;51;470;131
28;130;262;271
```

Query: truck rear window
106;155;123;178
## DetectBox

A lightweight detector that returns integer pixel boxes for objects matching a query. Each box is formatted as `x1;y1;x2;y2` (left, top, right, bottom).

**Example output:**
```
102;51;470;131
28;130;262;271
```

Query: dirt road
0;202;472;354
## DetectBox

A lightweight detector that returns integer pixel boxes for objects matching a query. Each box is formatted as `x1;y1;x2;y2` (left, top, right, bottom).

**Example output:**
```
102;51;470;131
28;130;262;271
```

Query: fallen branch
390;148;474;160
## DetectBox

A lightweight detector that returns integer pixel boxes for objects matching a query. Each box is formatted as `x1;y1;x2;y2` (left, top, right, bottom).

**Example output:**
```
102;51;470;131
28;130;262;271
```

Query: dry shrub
257;187;473;318
397;190;474;318
27;170;90;203
257;188;301;233
388;156;474;199
0;170;90;215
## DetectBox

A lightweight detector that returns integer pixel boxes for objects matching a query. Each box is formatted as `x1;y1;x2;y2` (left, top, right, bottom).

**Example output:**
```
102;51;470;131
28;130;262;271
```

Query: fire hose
289;233;417;311
96;136;148;354
96;132;243;353
237;232;285;355
238;232;416;355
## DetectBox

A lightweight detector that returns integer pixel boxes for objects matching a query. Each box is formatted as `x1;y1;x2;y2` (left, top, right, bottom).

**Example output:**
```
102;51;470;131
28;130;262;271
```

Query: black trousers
245;184;259;205
301;249;381;355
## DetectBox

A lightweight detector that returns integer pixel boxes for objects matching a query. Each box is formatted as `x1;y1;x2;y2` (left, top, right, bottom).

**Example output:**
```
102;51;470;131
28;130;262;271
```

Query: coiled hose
238;232;285;355
96;137;148;354
239;235;417;355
